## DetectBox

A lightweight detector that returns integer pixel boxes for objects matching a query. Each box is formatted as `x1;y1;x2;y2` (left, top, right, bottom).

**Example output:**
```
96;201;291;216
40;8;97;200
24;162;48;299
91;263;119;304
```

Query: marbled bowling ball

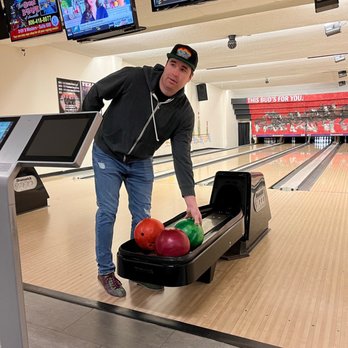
175;218;204;250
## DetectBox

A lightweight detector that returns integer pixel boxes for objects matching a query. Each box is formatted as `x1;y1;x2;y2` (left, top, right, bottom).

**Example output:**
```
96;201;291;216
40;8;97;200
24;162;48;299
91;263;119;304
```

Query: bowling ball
155;228;190;257
174;218;204;250
134;217;164;251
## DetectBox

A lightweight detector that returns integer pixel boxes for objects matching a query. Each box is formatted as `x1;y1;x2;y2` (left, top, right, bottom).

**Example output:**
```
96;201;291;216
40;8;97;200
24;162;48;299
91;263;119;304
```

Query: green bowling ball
174;218;204;250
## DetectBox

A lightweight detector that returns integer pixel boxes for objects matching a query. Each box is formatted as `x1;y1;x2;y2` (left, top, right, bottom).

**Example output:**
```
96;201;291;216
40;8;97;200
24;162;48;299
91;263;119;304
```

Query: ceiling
1;0;348;91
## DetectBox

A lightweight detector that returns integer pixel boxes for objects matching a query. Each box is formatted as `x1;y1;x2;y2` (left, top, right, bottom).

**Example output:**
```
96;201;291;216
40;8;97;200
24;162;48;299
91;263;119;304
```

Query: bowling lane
154;143;296;186
155;142;325;190
252;143;323;187
154;143;266;174
73;144;269;180
311;143;348;193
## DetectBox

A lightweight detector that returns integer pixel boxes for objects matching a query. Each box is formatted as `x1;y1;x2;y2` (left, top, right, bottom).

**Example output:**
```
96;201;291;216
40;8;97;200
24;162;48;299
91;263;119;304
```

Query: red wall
247;92;348;137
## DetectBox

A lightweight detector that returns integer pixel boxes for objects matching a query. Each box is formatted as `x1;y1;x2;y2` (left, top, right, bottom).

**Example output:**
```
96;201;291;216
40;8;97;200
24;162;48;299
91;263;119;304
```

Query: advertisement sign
57;78;94;113
8;0;62;41
232;92;348;136
57;78;81;113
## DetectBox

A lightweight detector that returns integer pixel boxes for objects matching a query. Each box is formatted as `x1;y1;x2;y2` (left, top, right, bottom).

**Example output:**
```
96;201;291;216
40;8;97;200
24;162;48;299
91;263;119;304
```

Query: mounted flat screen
19;113;97;164
5;0;62;41
151;0;213;11
0;1;9;39
59;0;144;42
0;117;19;151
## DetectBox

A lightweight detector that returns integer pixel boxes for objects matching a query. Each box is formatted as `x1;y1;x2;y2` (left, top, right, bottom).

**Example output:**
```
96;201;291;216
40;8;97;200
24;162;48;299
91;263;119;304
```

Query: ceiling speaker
315;0;339;13
196;83;208;101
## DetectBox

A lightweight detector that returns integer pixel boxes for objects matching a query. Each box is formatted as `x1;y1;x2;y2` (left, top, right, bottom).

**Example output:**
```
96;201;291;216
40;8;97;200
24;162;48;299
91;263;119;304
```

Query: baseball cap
167;44;198;71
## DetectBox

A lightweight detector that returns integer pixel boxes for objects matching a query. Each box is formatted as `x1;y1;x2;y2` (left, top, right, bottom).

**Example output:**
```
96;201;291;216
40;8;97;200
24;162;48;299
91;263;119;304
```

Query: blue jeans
92;144;154;275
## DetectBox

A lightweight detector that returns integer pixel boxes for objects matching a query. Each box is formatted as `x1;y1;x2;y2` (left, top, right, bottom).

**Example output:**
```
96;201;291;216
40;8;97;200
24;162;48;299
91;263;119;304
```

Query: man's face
160;58;193;96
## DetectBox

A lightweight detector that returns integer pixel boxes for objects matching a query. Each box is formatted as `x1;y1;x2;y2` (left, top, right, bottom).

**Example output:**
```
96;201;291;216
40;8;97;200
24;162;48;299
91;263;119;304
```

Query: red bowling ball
134;217;164;251
155;228;190;257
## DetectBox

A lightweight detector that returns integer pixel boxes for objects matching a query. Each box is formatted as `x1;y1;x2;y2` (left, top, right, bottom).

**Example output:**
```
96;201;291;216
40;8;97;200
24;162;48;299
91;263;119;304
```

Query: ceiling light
324;22;341;36
334;55;345;63
227;35;237;49
338;70;347;78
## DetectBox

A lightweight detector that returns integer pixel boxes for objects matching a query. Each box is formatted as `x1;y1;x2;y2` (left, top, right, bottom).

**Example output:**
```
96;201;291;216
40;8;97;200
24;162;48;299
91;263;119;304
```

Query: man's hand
183;195;202;225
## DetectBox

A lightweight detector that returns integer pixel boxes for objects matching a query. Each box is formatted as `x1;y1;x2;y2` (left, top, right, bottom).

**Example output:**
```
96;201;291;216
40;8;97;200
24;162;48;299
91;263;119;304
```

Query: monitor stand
0;111;102;348
0;165;29;347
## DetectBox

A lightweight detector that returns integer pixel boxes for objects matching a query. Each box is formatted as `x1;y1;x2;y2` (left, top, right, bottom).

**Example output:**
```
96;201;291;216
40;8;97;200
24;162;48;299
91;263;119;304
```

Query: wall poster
56;78;94;113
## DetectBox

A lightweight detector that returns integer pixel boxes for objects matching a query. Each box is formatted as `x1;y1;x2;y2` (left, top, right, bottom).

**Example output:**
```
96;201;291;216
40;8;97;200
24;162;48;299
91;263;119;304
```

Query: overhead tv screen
59;0;142;42
0;1;9;39
5;0;63;41
151;0;212;12
0;117;19;151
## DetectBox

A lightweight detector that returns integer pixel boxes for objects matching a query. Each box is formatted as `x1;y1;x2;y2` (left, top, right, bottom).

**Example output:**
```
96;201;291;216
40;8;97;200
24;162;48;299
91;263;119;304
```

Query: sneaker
137;281;164;291
98;273;126;297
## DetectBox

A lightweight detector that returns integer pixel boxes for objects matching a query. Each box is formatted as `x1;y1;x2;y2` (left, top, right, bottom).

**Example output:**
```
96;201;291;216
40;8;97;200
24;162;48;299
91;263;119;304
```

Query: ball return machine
117;170;271;286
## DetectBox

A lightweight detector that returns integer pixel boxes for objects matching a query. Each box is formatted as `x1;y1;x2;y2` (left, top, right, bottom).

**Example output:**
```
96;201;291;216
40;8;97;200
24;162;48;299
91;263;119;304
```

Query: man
82;44;202;297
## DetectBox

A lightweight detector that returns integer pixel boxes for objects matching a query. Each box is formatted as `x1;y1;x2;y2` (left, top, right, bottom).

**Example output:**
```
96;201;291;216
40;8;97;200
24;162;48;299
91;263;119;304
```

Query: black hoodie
82;64;195;197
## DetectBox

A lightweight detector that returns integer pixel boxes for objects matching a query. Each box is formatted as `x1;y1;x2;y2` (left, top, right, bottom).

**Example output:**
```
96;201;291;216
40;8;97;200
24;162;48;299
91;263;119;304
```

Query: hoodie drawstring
126;92;173;156
150;92;160;141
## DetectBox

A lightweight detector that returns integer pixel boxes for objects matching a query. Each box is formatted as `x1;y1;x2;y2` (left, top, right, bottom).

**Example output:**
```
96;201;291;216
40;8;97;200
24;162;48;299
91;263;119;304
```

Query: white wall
223;90;238;148
192;85;237;149
154;82;237;157
0;45;232;174
0;45;124;116
0;45;125;173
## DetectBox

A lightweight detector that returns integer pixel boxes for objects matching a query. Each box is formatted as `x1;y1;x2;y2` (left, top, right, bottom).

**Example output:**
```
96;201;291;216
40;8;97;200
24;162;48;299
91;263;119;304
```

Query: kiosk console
117;171;271;286
0;112;102;348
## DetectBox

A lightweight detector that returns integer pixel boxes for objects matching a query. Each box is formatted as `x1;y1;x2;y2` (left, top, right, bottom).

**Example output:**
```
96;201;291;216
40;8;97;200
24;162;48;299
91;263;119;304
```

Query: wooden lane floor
16;143;348;348
189;143;295;182
155;143;320;188
154;143;267;174
311;143;348;193
251;143;322;187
